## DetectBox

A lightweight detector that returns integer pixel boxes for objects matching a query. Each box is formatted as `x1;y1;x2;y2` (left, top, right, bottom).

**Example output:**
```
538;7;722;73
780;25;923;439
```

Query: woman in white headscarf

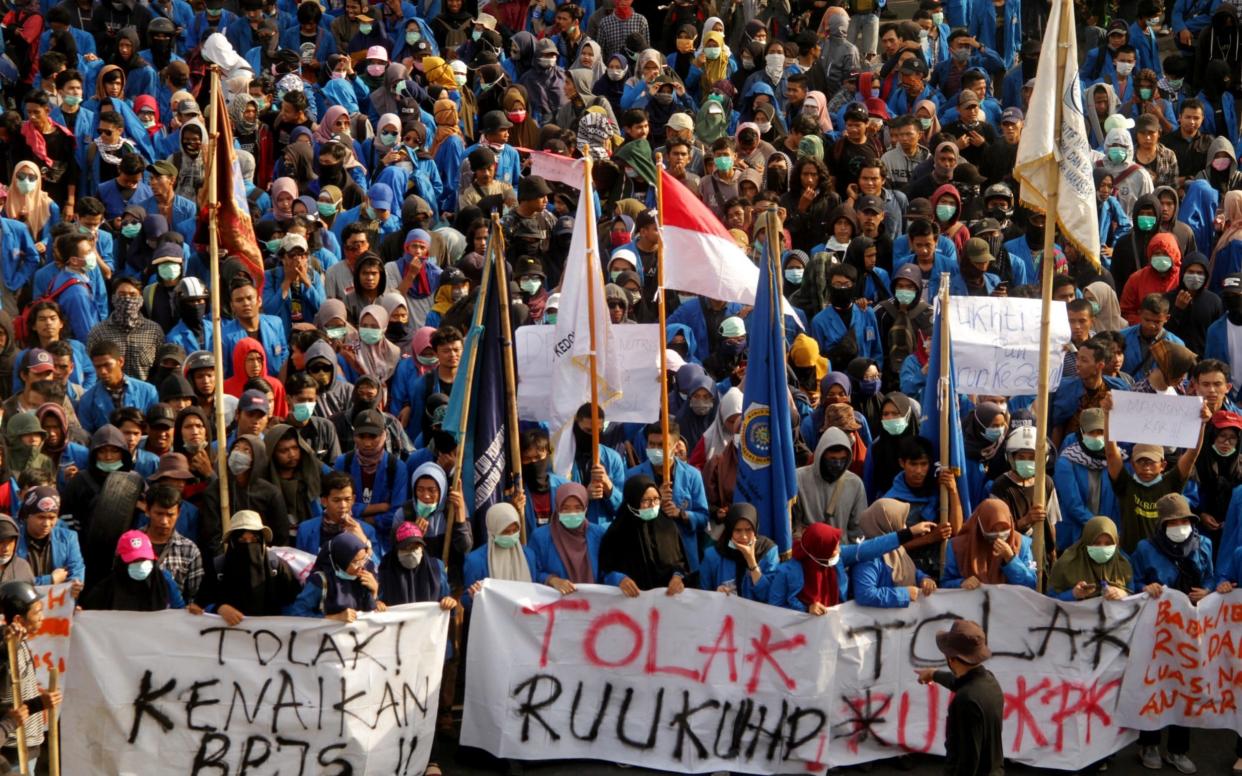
700;387;744;538
1085;280;1127;332
571;39;606;84
463;502;535;606
4;162;57;255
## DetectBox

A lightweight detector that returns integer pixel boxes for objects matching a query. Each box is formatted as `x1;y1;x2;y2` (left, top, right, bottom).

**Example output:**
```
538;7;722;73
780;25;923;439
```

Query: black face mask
522;458;550;491
819;454;849;482
1227;294;1242;324
829;286;854;308
180;300;206;329
669;342;689;359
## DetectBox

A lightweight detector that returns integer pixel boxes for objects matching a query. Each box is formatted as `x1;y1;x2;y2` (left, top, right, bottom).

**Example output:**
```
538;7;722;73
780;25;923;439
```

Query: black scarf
218;541;272;615
1153;527;1204;594
598;476;688;590
377;545;441;605
716;504;774;589
81;560;170;611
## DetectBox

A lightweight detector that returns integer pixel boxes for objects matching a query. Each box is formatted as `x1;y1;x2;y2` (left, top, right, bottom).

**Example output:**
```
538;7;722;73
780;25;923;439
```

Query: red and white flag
659;171;800;323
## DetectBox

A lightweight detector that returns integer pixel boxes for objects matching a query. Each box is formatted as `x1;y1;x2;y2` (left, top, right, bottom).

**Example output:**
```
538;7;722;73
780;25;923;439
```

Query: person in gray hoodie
304;339;354;420
556;68;618;132
792;427;868;543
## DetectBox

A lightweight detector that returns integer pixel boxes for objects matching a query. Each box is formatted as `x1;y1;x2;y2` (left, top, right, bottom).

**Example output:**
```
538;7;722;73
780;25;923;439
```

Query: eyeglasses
638;498;661;508
285;249;308;258
607;301;626;310
98;128;116;137
15;173;36;183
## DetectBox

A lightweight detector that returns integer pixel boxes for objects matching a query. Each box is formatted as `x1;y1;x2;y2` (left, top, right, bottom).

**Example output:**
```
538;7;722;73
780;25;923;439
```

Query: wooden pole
1031;12;1071;594
490;214;526;543
207;67;231;532
582;156;602;469
444;218;497;564
937;275;951;569
47;667;59;776
655;164;671;483
5;631;26;776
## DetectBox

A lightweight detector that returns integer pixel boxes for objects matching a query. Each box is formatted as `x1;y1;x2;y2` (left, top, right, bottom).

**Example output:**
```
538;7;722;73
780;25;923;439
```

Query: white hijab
702;387;744;462
485;503;532;583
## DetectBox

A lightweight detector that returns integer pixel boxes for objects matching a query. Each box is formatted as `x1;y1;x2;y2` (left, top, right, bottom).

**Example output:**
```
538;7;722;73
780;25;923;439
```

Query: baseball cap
1132;444;1164;463
1212;410;1242;432
894;263;923;286
151;244;183;265
117;530;156;563
1078;408;1106;433
906;198;933;220
147;160;178;178
354;409;385;436
175;98;201;116
24;349;53;374
719;316;746;338
958;89;980;108
864;98;889;120
965;238;993;265
1001;107;1024;124
280;234;309;254
395;521;426;547
366;45;389;62
856;194;884;214
899;57;929;77
367;183;394;212
1223;273;1242;291
145;403;177;429
238;389;270;416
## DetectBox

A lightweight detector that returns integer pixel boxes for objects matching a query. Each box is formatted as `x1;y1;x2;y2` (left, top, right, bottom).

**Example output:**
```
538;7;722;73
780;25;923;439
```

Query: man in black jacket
917;619;1004;776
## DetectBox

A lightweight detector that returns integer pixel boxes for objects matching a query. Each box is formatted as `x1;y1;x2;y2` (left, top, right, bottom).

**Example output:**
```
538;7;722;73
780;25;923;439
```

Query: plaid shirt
595;12;649;59
1136;144;1179;190
86;316;166;381
155;531;204;601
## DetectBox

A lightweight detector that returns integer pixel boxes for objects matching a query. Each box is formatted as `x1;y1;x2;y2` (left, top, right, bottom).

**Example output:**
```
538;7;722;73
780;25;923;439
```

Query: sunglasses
308;364;334;374
15;173;36;183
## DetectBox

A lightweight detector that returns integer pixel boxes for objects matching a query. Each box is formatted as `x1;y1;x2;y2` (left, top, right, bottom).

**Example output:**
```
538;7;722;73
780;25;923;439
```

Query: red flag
197;76;264;292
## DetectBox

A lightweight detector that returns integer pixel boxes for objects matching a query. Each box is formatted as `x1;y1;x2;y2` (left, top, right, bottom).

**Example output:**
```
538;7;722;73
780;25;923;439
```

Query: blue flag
919;296;973;518
735;225;798;554
442;236;508;536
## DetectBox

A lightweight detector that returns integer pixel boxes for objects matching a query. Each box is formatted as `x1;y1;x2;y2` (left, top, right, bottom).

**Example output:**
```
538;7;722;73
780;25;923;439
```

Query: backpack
14;277;81;341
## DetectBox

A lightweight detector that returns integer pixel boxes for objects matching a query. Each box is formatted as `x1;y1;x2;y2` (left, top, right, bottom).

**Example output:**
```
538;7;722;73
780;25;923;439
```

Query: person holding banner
287;532;382;622
193;510;304;624
1132;493;1215;773
599;475;690;596
0;581;62;776
80;530;186;611
1048;515;1134;601
528;483;608;593
851;499;945;608
941;499;1037;591
463;503;535;606
378;522;456;609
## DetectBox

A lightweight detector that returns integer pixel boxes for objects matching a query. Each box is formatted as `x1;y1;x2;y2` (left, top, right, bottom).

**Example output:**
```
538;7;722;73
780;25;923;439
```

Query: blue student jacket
940;533;1037;588
698;543;780;602
761;532;902;611
529;521;610;584
16;521;85;586
624;459;709;573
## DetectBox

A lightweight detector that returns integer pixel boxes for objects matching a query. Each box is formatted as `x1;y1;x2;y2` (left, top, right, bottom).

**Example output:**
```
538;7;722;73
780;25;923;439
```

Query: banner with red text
61;605;449;775
461;581;1142;772
1118;589;1242;729
29;583;74;689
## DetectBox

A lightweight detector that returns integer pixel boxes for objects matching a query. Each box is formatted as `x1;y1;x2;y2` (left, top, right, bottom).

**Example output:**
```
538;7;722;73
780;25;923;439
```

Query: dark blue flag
919;295;973;518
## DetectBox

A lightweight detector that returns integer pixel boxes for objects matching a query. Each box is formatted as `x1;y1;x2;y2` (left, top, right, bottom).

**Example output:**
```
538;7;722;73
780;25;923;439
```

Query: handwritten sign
1107;392;1205;448
29;583;74;688
461;581;1139;772
1118;590;1242;730
61;605;449;775
947;297;1071;396
516;324;662;423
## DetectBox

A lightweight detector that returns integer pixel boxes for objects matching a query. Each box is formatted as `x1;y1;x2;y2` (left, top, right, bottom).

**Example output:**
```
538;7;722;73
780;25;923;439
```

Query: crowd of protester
1;0;1242;770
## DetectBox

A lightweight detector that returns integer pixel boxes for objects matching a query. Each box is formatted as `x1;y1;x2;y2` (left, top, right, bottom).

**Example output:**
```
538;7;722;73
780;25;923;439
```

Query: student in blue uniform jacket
698;503;780;601
529;483;610;591
941;499;1037;589
625;421;709;573
464;502;537;608
15;486;85;589
519;429;570;534
850;499;945;608
566;404;627;527
295;471;381;564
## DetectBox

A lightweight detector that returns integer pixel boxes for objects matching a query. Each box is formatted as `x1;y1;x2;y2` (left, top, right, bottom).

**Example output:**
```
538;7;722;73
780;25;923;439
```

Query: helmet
175;277;208;301
183;350;215;375
1004;426;1038;454
0;581;39;622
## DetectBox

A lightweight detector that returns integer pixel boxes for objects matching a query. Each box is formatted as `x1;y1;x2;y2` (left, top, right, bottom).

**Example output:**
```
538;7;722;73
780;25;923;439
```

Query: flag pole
490;213;526;543
937;274;951;568
445;217;497;564
581;156;601;468
655;163;671;483
1031;9;1071;594
207;66;230;530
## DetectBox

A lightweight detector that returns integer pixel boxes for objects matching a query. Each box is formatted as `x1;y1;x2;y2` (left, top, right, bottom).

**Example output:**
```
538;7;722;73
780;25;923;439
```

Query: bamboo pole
207;67;230;532
937;275;951;569
489;214;526;543
444;218;498;563
1031;14;1071;594
582;157;602;469
47;667;59;776
5;631;26;776
655;164;671;484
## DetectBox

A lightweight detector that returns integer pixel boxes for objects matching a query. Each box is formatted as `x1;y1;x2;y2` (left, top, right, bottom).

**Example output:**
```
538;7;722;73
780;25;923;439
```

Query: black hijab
716;503;774;589
81;557;170;611
868;392;919;491
378;536;441;605
599;475;688;590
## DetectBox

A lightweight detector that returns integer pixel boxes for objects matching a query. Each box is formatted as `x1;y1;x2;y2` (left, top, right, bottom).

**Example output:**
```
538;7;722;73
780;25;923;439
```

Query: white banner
62;606;449;775
461;581;1140;773
1118;589;1242;730
29;583;74;689
948;296;1071;396
516;324;662;424
1107;392;1206;448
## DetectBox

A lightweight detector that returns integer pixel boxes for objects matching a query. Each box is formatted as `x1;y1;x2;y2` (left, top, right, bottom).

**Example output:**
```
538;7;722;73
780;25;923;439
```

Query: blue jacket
1197;91;1239;141
1051;375;1129;427
1053;442;1120;552
1131;535;1216;590
166;320;211;355
529;521;611;584
760;532;902;611
850;555;930;608
625;459;709;572
463;542;539;608
48;269;101;342
262;267;326;332
1173;0;1220;40
570;445;628;527
77;376;159;433
294;518;381;567
930;47;1004;92
1121;326;1184;379
665;298;744;364
335;450;409;548
811;304;883;365
461;141;523;187
1216;482;1242;567
96;178;152;222
329;204;404;244
522;474;571;535
134;195;197;242
941;533;1037;588
16;521;85;586
1128;21;1163;75
1180;180;1220;259
219;316;289;377
698;543;780;601
0;217;40;294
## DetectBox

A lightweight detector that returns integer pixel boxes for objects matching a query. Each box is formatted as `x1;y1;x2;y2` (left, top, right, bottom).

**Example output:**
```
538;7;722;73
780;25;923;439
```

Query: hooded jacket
793;427;868;541
1098;127;1154;215
555;68;618;132
1110;192;1164;293
1152;185;1200;260
1165;253;1222;355
59;424;136;540
265;423;324;528
1121;232;1183;323
1195;136;1242;196
222;337;289;418
304;340;355;419
200;433;289;557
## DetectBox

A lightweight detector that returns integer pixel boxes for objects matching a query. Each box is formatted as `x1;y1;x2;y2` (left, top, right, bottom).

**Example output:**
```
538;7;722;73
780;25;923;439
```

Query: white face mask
398;548;424;568
1165;523;1193;543
1115;62;1135;77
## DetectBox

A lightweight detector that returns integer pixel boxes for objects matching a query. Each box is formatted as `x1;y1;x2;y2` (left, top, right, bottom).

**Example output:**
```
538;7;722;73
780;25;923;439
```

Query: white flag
549;169;623;476
1013;0;1100;266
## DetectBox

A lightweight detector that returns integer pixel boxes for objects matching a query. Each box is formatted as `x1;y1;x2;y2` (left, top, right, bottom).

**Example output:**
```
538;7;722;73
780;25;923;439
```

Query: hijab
1049;516;1133;595
216;530;278;615
314;105;349;144
859;498;917;586
1152;515;1204;593
82;555;171;611
717;503;774;589
230;92;259;137
317;532;374;614
380;296;414;353
270;177;298;221
793;523;842;608
378;532;441;604
1212;190;1242;274
551;483;593;583
431;98;461;157
950;499;1022;585
674;366;718;452
5;162;52;238
963;401;1006;459
702;387;743;462
485;502;533;582
599;475;688;590
1086;281;1125;332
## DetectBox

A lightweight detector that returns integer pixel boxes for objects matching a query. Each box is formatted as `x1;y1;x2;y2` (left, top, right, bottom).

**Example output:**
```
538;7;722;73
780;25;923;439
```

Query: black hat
514;256;545;278
467;145;496;171
480;109;514;134
354;409;385;436
856;194;884;214
517;175;552;201
145;403;177;429
899;57;929;77
0;581;39;622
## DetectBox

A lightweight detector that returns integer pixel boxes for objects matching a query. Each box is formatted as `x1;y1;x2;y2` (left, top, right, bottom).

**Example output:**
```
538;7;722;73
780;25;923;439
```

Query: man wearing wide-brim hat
916;619;1004;775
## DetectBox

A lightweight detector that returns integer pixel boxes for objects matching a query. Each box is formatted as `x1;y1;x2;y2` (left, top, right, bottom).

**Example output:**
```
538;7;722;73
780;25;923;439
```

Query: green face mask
494;532;520;548
894;289;917;306
97;459;123;473
1082;434;1106;452
1138;87;1153;100
326;326;347;340
1086;544;1116;563
558;511;587;530
121;222;142;239
638;506;660;521
881;417;908;435
1136;214;1157;231
265;238;282;253
317;202;337;217
1090;300;1101;316
415;500;436;518
359;327;383;345
1013;459;1037;479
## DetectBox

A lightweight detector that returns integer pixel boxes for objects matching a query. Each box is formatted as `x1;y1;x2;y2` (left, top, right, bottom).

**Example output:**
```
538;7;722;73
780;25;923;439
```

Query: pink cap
366;45;389;62
395;521;425;545
116;530;156;563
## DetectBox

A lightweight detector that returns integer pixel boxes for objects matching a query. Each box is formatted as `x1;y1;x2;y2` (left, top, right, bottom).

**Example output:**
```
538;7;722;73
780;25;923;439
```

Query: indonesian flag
1013;0;1100;267
659;170;801;323
197;71;265;291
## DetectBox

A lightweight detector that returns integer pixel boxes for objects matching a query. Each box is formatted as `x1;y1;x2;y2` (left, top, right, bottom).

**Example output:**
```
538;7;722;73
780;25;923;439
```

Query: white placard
948;296;1071;396
516;323;662;423
461;581;1138;773
1107;391;1205;448
62;606;449;775
28;583;74;688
